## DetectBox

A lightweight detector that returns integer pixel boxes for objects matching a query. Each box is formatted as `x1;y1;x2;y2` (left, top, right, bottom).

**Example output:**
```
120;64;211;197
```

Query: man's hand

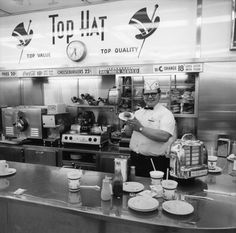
122;124;133;137
127;117;143;132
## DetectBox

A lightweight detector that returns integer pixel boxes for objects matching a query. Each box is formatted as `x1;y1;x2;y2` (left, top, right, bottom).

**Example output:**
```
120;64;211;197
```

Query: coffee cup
208;156;218;170
150;170;164;185
161;180;178;200
67;170;82;192
0;160;9;174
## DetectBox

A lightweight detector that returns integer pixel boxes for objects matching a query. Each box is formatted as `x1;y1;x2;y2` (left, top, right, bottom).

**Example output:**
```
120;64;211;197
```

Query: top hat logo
129;4;160;58
12;20;33;64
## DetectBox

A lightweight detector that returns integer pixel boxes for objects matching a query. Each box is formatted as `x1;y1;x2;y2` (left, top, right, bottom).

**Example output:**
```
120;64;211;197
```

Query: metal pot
90;124;103;135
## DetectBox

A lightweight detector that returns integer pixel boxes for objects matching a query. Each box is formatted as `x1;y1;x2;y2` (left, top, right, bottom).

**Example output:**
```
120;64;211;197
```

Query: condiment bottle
112;160;123;198
101;177;112;201
129;166;136;181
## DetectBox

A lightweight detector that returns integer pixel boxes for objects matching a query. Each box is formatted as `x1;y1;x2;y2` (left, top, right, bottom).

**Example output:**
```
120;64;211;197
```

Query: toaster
169;134;208;179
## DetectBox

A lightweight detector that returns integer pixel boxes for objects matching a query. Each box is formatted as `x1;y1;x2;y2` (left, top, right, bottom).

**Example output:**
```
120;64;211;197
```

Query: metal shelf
68;104;116;108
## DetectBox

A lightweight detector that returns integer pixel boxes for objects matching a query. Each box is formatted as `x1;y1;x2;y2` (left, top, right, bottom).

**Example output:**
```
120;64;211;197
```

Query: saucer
118;112;134;121
0;168;16;177
208;166;222;174
128;196;159;212
227;154;236;162
162;200;194;215
123;182;144;193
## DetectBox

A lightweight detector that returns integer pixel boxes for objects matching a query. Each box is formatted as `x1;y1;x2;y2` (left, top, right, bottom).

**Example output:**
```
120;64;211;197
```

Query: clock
66;40;87;62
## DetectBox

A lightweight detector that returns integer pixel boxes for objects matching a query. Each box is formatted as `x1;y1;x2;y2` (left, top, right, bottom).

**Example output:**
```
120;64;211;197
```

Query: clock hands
66;40;86;62
71;48;77;58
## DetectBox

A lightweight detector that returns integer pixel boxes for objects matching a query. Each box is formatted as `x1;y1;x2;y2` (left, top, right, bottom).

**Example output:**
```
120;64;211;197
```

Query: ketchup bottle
112;160;123;198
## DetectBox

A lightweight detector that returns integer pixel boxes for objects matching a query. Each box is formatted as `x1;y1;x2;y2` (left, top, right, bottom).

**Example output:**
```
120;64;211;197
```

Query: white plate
227;154;236;162
227;157;234;162
118;112;134;121
123;182;144;193
0;168;16;177
128;196;159;212
162;200;194;215
208;166;222;173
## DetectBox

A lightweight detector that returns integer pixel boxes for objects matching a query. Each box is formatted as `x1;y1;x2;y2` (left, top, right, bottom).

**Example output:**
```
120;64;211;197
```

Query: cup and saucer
0;160;16;177
208;156;222;174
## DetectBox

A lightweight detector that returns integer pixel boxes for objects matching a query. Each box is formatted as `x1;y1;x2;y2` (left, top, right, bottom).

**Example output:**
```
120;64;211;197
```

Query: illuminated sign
153;63;203;73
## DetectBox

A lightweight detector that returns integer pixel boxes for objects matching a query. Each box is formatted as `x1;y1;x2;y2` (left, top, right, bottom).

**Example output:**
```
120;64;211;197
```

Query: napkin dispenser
217;137;231;157
169;134;208;179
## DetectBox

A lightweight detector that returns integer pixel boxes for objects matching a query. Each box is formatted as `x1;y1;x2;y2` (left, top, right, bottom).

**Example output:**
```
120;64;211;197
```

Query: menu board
0;0;197;71
0;63;203;78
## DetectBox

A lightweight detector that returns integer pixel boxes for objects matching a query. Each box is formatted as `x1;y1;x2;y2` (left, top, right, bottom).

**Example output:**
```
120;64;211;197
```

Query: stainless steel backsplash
198;62;236;149
1;64;236;145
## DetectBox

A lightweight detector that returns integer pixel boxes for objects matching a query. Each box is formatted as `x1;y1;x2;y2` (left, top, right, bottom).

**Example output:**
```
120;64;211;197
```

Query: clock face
66;41;87;62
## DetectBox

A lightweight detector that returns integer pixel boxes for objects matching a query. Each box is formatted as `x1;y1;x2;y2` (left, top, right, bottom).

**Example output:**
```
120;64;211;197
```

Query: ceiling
0;0;122;17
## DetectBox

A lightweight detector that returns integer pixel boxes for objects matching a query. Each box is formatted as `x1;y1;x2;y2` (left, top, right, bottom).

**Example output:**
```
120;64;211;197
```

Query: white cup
150;170;164;185
161;180;178;200
67;170;82;192
208;156;218;170
0;160;9;174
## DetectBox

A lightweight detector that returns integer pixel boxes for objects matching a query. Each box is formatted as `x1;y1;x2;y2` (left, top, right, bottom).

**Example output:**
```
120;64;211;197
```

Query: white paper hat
144;80;160;93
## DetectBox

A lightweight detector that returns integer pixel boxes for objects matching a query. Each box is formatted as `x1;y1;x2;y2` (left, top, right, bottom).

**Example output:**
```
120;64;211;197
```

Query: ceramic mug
161;180;178;200
67;170;82;192
208;156;218;170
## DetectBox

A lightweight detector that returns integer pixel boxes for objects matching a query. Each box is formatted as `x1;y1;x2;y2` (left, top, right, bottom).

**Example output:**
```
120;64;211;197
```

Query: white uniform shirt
129;103;176;156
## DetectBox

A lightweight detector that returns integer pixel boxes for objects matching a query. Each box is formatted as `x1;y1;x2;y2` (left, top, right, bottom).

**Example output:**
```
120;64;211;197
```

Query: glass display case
117;73;198;118
170;73;198;117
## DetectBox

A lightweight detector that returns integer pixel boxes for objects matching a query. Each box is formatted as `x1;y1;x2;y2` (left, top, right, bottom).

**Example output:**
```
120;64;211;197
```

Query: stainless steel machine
1;106;47;142
0;105;7;139
61;110;109;147
42;113;71;146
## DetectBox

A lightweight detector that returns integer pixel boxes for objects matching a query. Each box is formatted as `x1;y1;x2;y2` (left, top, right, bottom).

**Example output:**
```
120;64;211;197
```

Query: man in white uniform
125;80;176;177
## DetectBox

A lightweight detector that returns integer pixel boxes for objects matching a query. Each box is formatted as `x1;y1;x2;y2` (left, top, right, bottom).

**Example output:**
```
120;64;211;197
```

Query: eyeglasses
143;93;159;98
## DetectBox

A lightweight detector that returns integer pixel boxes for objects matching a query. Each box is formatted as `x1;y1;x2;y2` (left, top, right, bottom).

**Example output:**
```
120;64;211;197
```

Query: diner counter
0;160;236;233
